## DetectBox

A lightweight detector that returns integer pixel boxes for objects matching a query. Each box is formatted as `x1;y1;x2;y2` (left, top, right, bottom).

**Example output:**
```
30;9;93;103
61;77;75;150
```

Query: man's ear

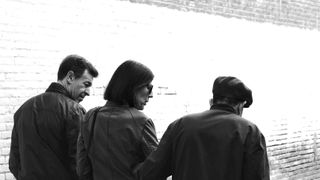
235;101;246;116
65;71;75;84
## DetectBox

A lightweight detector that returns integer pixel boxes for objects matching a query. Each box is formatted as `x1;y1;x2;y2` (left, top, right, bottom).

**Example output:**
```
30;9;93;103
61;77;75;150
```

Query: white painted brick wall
1;0;320;179
130;0;320;31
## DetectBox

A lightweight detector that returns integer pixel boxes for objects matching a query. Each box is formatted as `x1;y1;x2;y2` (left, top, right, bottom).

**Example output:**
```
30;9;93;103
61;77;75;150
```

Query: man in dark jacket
136;76;270;180
9;55;99;180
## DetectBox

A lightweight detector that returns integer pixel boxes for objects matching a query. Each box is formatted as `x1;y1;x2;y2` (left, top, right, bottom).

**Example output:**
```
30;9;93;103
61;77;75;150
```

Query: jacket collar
105;101;130;108
46;82;74;100
210;104;237;114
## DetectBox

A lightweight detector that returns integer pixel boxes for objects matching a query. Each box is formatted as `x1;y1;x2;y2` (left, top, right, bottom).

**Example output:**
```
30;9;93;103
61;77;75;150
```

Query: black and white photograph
1;0;320;179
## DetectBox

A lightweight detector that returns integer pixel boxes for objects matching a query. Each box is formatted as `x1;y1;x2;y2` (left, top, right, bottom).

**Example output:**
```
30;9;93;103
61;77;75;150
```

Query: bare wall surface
1;0;320;179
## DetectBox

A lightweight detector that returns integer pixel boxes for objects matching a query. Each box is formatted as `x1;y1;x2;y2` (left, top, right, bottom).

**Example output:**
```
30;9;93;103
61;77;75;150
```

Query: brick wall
129;0;320;31
267;118;320;179
1;0;320;179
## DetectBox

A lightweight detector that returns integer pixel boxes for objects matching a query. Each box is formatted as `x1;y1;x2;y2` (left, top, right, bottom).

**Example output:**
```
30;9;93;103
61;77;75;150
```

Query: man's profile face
68;69;93;103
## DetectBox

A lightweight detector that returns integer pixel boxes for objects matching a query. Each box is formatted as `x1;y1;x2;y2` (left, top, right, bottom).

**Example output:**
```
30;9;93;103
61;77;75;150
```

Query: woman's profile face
134;84;153;110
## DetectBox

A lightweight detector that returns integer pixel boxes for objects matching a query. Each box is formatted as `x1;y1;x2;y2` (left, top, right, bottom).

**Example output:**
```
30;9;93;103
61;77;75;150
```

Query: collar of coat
45;82;74;100
105;101;130;108
210;104;237;114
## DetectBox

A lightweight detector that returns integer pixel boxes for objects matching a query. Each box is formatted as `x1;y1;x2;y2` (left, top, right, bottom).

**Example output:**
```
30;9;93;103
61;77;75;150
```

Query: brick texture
1;0;320;179
129;0;320;31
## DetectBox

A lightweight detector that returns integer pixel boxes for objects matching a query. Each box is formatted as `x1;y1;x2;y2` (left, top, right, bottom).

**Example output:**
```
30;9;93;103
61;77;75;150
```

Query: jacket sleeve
141;119;159;158
136;121;178;180
67;106;85;180
9;113;20;178
77;108;97;180
77;128;92;180
242;125;270;180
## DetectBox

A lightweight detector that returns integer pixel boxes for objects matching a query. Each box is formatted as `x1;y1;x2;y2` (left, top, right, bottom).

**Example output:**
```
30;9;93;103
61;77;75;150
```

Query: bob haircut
104;60;154;107
57;54;99;80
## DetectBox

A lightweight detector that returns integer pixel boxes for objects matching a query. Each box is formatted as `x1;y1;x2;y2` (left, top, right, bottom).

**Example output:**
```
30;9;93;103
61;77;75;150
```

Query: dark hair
104;60;154;107
57;54;99;80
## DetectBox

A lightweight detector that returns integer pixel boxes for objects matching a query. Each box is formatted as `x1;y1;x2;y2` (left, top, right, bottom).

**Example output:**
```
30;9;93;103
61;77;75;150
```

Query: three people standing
9;57;270;180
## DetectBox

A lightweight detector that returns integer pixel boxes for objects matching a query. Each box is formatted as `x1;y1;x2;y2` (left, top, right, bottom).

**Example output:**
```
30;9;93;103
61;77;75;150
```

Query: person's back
11;88;84;180
9;55;99;180
136;76;269;180
77;60;158;180
86;102;155;180
169;105;267;180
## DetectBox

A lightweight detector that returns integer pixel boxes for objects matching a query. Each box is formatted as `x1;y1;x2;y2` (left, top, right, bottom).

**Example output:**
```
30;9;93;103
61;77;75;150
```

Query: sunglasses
146;84;153;95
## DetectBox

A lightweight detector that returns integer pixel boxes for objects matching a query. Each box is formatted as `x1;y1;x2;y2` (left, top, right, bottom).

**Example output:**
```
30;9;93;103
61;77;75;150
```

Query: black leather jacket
137;104;270;180
77;101;158;180
9;83;85;180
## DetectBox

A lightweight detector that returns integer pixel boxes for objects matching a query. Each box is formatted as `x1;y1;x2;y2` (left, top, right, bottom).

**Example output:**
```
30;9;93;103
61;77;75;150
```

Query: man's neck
57;80;67;89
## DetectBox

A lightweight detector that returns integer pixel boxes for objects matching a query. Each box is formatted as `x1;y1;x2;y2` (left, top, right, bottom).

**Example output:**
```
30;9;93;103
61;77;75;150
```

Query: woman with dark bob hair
77;60;159;180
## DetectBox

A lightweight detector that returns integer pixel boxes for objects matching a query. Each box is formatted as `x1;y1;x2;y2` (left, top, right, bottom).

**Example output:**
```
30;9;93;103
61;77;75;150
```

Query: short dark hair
57;54;99;80
104;60;154;107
